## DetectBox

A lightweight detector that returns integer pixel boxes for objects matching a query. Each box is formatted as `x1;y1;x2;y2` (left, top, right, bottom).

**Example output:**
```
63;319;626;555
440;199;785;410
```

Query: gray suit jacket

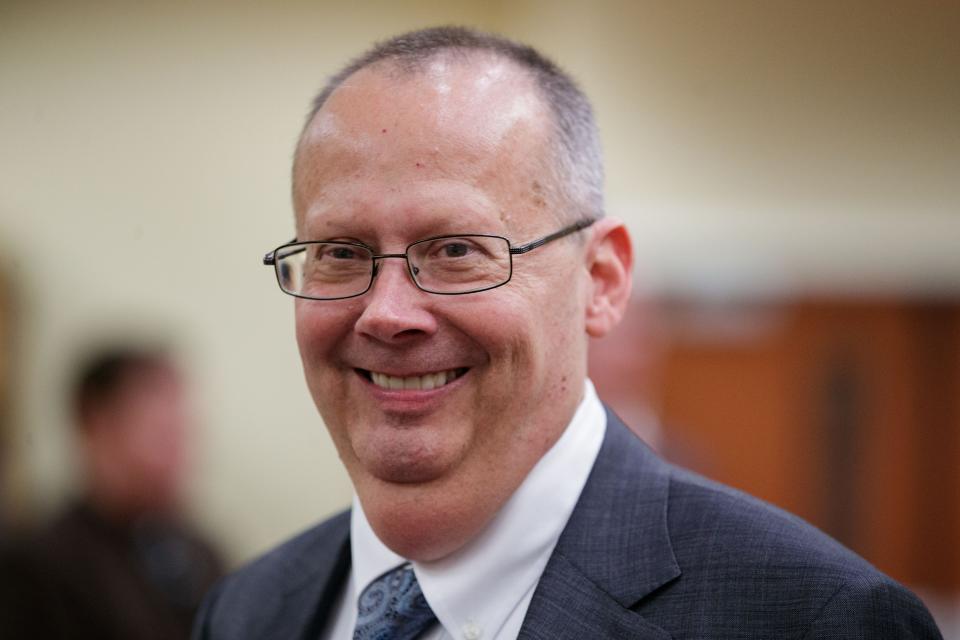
193;409;942;639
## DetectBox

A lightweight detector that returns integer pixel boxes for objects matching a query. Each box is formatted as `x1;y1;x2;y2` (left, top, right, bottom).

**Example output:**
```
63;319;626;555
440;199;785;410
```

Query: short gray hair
297;26;604;221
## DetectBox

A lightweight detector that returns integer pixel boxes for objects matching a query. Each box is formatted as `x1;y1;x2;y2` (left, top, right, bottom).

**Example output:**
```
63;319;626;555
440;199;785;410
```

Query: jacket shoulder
192;509;350;640
666;465;870;574
653;466;940;637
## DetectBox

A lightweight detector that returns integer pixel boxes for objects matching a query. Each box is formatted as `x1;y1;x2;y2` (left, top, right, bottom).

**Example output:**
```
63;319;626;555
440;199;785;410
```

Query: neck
355;387;585;562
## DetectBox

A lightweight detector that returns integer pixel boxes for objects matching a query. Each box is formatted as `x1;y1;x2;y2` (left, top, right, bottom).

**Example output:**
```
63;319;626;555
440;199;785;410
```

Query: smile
358;368;469;390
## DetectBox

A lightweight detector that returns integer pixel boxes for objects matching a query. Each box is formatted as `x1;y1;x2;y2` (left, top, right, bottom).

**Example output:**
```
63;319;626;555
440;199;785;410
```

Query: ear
584;217;633;338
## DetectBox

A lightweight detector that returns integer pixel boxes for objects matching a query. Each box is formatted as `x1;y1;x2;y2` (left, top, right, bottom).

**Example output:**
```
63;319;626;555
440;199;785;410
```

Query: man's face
292;58;591;557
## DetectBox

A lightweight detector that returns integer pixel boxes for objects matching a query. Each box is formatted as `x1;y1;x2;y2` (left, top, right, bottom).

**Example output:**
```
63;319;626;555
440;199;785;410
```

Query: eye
330;246;359;259
440;241;471;258
410;236;496;267
317;244;365;260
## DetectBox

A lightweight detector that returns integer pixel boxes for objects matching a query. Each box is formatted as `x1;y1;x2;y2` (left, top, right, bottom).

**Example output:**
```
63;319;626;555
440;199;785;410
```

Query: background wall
1;0;957;578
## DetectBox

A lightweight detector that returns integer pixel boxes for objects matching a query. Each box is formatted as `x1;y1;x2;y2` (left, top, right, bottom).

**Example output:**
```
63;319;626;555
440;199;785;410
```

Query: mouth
356;367;469;391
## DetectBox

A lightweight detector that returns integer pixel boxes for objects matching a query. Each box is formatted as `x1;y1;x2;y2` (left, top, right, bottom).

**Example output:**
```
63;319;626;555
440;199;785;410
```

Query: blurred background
1;0;957;635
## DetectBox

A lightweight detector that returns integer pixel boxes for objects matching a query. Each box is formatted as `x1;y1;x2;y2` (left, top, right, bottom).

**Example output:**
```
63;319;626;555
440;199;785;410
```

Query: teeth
369;369;462;390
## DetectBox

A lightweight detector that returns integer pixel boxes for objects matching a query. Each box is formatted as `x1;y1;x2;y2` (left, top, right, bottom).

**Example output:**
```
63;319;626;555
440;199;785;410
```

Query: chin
356;437;461;485
348;416;471;484
367;456;451;485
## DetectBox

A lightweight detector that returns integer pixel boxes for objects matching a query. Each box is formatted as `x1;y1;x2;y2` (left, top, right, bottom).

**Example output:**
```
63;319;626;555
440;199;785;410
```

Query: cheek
466;289;546;378
508;268;583;340
294;303;356;445
294;299;355;367
294;300;322;355
492;267;587;385
294;310;320;367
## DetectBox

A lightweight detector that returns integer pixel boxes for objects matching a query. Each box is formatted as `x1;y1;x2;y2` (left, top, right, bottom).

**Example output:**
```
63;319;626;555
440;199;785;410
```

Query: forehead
311;54;547;157
293;55;555;236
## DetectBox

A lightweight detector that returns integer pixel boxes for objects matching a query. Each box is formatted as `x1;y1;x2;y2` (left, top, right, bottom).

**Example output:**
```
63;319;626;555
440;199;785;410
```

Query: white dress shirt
323;379;606;640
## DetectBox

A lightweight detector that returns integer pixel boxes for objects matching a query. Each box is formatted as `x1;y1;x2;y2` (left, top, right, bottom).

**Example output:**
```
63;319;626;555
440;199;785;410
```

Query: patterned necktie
353;564;437;640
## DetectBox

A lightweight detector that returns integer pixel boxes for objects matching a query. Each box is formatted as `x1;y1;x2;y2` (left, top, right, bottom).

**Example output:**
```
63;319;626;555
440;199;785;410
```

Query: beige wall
1;0;957;562
508;0;960;297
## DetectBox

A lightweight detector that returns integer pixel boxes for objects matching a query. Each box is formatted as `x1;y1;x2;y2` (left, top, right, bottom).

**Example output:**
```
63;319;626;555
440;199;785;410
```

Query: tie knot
354;564;437;640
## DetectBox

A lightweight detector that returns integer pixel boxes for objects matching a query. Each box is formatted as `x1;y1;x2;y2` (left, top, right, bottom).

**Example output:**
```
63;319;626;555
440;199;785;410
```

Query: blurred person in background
0;346;223;639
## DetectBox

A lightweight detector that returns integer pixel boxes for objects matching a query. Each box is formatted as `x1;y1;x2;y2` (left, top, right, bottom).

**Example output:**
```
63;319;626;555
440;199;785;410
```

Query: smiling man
194;27;941;639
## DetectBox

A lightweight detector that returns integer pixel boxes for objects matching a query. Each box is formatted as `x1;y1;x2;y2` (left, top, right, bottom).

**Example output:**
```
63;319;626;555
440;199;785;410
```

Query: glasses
263;218;595;300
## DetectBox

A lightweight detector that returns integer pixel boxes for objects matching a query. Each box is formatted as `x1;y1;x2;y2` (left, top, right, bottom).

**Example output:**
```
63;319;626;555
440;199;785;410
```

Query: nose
354;257;438;343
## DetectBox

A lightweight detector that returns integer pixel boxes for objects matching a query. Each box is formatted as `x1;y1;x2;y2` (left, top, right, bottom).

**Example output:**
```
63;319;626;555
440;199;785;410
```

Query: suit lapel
266;512;352;640
520;409;679;639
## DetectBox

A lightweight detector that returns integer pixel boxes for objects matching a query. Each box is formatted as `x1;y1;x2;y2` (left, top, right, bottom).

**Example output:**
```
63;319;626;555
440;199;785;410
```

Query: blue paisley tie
353;564;437;640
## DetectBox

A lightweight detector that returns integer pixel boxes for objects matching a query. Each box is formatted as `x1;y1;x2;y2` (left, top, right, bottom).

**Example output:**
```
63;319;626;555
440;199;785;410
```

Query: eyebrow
297;216;506;245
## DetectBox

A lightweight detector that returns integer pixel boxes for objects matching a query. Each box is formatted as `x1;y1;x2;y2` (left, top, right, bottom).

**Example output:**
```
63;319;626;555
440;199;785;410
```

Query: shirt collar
351;379;606;639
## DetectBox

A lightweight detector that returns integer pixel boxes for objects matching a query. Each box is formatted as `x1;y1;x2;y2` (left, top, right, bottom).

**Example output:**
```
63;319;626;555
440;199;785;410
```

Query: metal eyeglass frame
262;217;596;300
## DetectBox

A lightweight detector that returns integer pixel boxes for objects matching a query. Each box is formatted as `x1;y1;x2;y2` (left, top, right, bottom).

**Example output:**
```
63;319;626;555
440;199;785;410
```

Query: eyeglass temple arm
509;218;596;255
263;238;299;265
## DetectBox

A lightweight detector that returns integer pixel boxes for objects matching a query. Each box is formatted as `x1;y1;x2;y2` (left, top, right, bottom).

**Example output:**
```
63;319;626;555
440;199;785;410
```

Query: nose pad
370;257;420;289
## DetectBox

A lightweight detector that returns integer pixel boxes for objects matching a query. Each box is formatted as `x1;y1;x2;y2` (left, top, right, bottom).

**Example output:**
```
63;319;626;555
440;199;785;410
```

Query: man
194;27;941;639
0;346;223;639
